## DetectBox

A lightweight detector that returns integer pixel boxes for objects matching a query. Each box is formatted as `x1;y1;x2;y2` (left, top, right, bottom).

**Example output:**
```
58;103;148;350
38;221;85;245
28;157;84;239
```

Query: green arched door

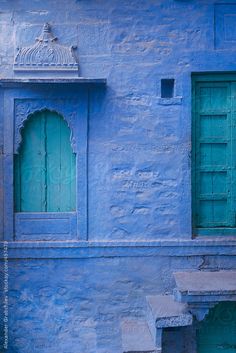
197;302;236;353
14;110;76;212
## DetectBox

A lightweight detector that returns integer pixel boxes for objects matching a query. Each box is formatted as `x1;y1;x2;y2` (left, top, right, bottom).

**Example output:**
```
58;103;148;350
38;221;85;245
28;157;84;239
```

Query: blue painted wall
1;0;236;352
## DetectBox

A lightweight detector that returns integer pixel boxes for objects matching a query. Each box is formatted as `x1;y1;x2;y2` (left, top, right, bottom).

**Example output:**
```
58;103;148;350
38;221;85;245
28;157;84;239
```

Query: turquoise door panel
192;77;236;234
46;111;76;212
197;302;236;353
14;110;76;212
15;113;46;212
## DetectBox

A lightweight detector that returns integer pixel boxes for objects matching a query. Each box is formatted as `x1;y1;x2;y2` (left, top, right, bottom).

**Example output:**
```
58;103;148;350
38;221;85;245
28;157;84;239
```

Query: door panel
194;82;233;228
15;113;46;212
197;302;236;353
46;111;76;212
14;110;76;212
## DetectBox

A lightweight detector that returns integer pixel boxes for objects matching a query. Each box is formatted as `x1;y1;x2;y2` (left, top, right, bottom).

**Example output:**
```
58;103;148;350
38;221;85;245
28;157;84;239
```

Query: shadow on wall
162;325;197;353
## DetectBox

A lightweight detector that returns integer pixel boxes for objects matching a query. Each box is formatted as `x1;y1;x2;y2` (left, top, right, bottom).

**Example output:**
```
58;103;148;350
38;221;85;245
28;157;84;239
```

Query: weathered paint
0;1;236;353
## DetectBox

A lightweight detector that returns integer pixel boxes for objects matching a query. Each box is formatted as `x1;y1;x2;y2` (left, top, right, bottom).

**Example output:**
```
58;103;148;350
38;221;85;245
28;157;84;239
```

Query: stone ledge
2;240;236;259
121;319;158;353
174;271;236;301
0;78;107;86
174;271;236;320
146;295;192;329
146;295;192;353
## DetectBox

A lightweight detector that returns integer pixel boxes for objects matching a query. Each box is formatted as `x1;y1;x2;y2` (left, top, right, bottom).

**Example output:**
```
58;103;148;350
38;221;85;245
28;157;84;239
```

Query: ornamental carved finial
36;23;57;43
14;23;79;75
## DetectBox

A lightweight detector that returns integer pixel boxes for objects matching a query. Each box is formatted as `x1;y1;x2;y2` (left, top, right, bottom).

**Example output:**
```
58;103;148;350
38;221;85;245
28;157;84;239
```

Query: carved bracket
188;302;217;321
14;99;79;154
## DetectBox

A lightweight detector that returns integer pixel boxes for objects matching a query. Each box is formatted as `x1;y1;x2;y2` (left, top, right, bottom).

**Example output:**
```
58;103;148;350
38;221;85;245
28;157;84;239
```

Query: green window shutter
14;110;76;212
194;82;233;228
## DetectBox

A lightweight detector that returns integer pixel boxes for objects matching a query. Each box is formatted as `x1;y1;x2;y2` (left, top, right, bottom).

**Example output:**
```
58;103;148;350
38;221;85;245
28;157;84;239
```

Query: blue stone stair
121;271;236;352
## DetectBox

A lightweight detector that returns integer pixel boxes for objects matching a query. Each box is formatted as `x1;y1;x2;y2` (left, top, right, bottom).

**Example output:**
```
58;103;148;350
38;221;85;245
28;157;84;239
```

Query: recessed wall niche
215;4;236;49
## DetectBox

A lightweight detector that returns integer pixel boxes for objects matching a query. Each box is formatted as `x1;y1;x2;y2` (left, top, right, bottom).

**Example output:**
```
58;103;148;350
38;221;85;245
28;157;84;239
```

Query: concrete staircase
121;270;236;353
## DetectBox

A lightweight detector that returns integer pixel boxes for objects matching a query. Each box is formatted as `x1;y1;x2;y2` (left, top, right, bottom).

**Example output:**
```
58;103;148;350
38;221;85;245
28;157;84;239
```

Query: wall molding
1;239;236;259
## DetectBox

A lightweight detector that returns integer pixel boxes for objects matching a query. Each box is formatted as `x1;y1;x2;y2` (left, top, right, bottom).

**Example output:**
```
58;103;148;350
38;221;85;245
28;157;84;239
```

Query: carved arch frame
14;99;78;154
3;87;88;241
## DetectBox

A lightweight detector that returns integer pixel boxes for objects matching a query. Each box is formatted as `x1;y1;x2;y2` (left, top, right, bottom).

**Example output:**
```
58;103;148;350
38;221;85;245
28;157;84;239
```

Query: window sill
194;228;236;236
15;212;77;241
157;97;182;105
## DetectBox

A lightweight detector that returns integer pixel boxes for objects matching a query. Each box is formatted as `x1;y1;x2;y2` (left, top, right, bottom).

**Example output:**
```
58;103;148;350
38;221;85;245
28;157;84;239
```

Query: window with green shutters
192;74;236;236
14;110;76;213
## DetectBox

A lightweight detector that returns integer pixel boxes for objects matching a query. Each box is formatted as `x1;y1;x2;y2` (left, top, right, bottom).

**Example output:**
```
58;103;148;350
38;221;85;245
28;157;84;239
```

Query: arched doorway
197;302;236;353
14;110;76;212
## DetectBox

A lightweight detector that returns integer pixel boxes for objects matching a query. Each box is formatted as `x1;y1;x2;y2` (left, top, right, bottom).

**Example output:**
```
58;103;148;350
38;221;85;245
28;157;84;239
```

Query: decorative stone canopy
14;23;78;75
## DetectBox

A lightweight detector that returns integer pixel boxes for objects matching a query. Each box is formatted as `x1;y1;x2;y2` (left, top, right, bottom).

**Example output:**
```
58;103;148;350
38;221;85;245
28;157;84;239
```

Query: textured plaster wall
1;0;236;240
0;0;236;352
8;256;236;353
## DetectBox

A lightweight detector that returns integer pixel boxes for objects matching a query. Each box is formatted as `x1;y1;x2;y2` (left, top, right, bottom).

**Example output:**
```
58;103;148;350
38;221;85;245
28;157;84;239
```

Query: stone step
121;318;158;353
174;270;236;302
173;270;236;320
146;294;192;351
147;294;192;329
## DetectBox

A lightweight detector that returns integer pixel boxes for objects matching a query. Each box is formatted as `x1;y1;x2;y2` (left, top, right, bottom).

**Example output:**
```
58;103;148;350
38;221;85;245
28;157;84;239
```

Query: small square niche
161;79;175;98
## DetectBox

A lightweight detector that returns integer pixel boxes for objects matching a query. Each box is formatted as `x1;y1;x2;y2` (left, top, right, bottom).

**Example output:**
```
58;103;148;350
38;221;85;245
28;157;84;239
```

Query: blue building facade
1;1;236;352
